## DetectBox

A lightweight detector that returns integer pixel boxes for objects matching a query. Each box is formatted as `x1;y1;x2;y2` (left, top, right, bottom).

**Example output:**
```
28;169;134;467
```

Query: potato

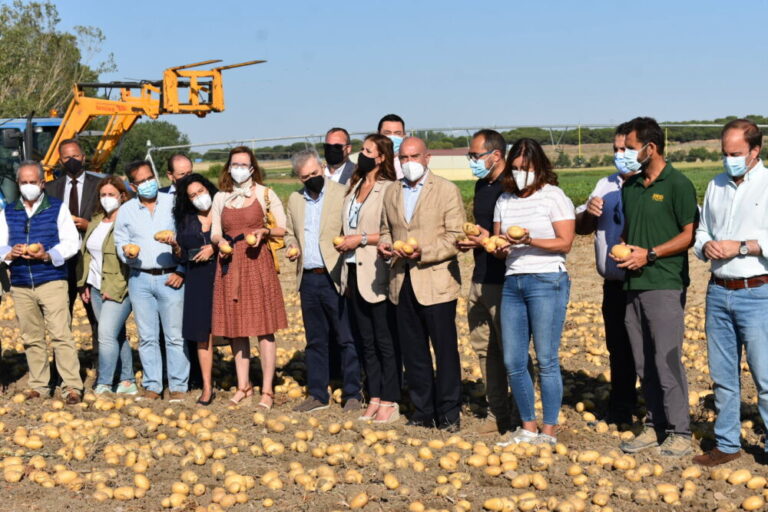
286;247;299;257
463;223;481;236
393;240;405;251
219;242;233;254
154;230;174;241
482;239;497;253
742;495;765;510
506;226;525;239
610;244;632;260
349;491;369;509
124;244;140;258
406;237;418;249
26;243;42;254
113;486;135;500
402;243;415;255
384;473;399;490
728;469;752;485
246;233;258;246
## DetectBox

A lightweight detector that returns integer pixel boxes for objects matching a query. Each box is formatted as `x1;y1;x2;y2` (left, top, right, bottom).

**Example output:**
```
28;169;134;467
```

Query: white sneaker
533;432;557;446
496;427;539;447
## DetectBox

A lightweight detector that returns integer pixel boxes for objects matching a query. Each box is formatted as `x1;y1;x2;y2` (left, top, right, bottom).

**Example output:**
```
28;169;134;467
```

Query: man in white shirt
0;161;82;403
323;128;355;185
575;122;638;426
693;118;768;467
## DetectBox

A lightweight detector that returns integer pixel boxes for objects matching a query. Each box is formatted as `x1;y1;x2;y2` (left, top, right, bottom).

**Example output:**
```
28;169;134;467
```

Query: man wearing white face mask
610;117;699;457
0;160;82;403
575;121;638;427
693;119;768;466
378;136;466;430
114;160;188;401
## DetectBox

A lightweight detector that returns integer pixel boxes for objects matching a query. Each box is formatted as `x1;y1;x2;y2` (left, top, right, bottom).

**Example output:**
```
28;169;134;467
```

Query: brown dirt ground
0;237;762;512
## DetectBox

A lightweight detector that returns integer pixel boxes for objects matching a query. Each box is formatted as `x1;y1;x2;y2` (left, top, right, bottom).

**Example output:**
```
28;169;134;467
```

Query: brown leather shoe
65;390;81;405
693;447;741;467
137;390;162;401
23;389;41;400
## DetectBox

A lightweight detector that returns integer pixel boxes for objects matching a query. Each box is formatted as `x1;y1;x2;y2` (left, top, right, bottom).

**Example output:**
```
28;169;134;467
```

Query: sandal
373;402;400;424
358;399;381;421
229;386;253;405
197;390;216;406
257;390;274;410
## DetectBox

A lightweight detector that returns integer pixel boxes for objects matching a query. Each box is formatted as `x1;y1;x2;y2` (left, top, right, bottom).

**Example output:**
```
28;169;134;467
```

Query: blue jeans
500;272;570;425
90;286;134;386
706;282;768;453
128;270;188;393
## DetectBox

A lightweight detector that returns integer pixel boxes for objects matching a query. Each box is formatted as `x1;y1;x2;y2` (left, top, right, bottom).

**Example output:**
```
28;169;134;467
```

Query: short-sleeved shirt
621;163;698;290
493;184;575;275
472;177;506;284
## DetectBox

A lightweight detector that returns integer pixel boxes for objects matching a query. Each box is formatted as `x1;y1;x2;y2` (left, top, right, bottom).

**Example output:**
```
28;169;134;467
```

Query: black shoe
196;391;216;406
437;418;461;432
406;418;435;428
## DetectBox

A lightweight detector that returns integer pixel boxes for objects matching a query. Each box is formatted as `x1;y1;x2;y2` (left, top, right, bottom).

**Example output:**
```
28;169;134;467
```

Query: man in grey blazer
323;127;356;186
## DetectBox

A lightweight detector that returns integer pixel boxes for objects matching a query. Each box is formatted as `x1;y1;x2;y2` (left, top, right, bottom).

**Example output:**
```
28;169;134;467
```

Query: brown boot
692;447;741;467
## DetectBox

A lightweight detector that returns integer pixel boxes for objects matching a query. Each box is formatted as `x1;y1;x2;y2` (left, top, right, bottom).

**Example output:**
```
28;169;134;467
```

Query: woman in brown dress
211;146;288;408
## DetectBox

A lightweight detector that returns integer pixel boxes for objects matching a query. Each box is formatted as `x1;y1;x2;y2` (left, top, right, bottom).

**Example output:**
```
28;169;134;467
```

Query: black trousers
300;272;361;403
397;271;461;425
602;280;637;420
346;265;400;402
67;257;98;343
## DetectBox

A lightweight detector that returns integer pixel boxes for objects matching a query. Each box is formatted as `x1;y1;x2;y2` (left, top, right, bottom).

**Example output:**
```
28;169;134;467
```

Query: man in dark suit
323;128;356;186
159;153;193;194
45;138;100;336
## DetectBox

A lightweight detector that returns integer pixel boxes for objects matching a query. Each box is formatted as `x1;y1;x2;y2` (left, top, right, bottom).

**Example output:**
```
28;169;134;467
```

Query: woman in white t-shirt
492;138;575;447
77;176;135;395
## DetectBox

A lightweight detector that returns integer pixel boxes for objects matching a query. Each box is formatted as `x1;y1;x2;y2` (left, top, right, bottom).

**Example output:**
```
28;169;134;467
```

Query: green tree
99;120;189;175
0;1;115;117
554;151;572;168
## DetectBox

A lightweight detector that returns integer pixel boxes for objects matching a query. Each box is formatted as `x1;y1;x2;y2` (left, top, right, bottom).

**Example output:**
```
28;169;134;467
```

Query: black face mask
323;144;345;167
304;175;324;194
356;153;377;175
63;158;83;176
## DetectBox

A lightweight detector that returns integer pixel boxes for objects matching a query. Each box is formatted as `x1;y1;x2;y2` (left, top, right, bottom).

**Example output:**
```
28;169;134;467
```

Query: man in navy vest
0;160;82;403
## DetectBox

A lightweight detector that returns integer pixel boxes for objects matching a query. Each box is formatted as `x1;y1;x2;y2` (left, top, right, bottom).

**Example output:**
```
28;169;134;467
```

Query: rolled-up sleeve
48;203;79;267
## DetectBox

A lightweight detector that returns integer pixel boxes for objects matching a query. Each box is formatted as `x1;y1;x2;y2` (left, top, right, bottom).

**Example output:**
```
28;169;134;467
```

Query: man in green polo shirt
610;117;698;457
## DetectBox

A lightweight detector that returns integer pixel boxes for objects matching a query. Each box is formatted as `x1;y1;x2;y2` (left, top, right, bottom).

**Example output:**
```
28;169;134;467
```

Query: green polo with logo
621;163;698;290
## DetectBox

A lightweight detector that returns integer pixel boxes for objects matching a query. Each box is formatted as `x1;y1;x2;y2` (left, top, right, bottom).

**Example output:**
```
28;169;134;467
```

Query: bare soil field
0;237;763;512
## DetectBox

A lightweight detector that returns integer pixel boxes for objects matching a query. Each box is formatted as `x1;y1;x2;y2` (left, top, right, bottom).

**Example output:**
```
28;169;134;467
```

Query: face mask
623;144;649;172
402;161;426;183
388;135;403;154
137;179;158;199
63;158;83;176
723;155;751;178
304;175;324;194
470;157;491;179
512;170;534;191
323;144;345;167
614;152;633;175
100;196;120;213
356;153;377;175
229;165;252;184
191;193;212;211
19;183;42;202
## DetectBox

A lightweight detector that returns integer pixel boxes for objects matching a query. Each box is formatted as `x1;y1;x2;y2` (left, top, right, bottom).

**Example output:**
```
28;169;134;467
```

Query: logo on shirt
651;193;664;202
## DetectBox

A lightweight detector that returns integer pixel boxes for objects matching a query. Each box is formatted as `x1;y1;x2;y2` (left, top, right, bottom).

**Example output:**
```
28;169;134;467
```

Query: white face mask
512;170;535;191
19;183;42;202
191;193;212;211
100;196;120;213
229;165;252;184
402;161;426;183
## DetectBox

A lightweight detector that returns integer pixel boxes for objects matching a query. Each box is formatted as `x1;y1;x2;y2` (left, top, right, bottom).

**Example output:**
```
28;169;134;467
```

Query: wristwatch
647;248;657;263
739;241;749;256
360;232;368;247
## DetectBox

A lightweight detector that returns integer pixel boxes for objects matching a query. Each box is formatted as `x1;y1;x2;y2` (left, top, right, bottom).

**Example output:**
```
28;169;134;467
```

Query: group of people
1;113;766;466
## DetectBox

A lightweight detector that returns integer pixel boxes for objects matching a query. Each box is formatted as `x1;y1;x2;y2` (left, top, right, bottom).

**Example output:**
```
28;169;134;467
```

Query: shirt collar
742;159;765;183
302;189;324;202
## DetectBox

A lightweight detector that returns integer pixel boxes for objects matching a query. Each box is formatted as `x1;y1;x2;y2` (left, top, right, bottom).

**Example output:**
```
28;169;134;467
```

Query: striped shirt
493;184;575;275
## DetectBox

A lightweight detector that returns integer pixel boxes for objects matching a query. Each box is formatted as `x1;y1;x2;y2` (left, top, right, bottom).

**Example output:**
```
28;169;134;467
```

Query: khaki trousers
12;280;83;394
468;281;515;423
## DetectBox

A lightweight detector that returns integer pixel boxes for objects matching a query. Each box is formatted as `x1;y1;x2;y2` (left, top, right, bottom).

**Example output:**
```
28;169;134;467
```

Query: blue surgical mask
723;155;749;178
388;135;403;154
137;179;158;199
470;158;491;179
623;145;648;172
614;151;633;175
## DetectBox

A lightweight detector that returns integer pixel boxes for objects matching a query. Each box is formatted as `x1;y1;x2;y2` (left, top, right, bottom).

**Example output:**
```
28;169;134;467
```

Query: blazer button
358;262;362;266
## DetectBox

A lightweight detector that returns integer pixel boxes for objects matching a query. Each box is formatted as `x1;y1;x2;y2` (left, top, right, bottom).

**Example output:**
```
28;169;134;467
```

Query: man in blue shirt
114;160;187;401
285;150;362;413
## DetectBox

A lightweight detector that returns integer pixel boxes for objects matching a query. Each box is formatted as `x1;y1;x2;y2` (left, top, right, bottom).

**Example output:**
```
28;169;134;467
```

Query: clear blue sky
56;0;768;145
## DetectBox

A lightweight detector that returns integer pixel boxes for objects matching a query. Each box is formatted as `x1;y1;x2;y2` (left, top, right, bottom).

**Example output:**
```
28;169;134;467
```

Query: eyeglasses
466;150;492;162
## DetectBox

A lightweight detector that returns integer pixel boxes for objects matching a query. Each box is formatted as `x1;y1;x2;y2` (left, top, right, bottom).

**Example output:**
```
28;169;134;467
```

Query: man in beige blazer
285;149;362;413
378;136;466;430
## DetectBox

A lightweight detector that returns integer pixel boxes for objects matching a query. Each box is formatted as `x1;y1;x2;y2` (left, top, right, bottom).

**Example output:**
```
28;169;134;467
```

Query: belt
305;268;327;274
138;267;177;276
711;274;768;290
